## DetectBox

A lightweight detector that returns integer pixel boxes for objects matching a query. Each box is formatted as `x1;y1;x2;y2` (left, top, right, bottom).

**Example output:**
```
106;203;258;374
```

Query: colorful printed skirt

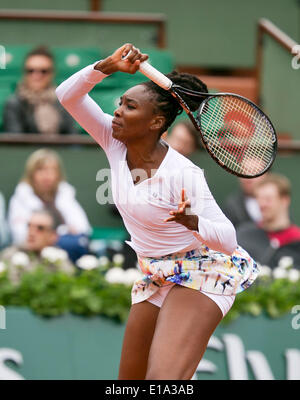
131;244;259;304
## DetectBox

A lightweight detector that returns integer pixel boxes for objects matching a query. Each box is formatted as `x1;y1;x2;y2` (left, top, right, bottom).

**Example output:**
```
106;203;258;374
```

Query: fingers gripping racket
135;59;277;178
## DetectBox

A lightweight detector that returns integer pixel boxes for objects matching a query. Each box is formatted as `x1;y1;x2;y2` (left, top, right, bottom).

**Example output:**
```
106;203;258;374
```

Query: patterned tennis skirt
131;244;259;304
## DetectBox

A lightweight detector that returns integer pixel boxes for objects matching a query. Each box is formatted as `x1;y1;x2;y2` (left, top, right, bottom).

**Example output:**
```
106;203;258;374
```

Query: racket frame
137;60;277;178
170;88;277;178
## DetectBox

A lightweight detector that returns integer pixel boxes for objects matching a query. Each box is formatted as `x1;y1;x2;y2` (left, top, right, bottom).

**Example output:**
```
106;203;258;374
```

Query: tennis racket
135;59;277;178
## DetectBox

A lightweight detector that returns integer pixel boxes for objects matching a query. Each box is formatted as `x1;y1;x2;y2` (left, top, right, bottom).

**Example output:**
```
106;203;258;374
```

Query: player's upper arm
55;64;115;152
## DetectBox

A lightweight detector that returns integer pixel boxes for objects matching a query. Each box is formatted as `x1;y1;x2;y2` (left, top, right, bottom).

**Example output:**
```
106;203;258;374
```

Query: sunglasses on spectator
27;222;53;232
25;68;53;75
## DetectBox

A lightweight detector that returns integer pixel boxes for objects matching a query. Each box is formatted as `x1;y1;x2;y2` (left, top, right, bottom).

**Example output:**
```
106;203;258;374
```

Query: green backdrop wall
1;307;299;380
261;36;300;140
0;1;299;138
0;0;299;68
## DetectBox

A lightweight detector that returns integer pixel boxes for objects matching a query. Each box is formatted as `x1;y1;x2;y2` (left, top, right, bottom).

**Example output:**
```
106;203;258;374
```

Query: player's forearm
56;63;107;106
192;216;237;255
55;63;113;149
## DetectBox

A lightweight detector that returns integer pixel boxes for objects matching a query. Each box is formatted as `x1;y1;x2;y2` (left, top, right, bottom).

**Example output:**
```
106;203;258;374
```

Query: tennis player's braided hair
141;71;208;134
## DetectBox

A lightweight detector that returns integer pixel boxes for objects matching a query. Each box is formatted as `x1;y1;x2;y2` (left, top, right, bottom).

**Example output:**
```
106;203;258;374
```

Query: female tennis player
56;43;258;380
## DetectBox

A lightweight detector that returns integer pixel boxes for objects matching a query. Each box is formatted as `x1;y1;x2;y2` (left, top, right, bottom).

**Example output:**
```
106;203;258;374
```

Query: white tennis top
56;63;237;257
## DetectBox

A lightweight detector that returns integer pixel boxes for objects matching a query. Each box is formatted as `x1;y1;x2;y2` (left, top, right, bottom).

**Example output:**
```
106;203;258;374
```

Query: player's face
112;85;158;144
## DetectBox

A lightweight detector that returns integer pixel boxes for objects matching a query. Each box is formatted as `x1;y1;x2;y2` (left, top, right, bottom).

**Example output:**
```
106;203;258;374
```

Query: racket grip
139;61;172;90
122;49;172;90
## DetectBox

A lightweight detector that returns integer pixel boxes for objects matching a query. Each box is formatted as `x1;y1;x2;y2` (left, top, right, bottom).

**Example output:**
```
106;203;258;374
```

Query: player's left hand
164;188;198;231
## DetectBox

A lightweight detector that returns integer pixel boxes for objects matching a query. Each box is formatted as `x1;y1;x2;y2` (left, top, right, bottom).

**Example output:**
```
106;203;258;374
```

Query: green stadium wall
0;0;299;68
0;1;299;138
1;307;300;380
261;36;300;140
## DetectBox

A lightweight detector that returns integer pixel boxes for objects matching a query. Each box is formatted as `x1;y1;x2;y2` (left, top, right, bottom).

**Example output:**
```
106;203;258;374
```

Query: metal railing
256;18;298;105
0;134;299;152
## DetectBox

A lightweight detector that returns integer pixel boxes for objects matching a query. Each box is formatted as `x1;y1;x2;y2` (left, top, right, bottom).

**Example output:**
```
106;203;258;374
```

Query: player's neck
126;140;168;169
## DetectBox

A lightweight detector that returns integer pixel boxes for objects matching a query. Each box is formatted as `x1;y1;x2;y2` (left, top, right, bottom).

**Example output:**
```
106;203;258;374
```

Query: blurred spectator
223;176;264;228
8;148;91;262
223;157;269;228
107;204;138;270
165;120;201;157
0;191;10;249
236;173;300;268
3;46;77;135
1;209;75;284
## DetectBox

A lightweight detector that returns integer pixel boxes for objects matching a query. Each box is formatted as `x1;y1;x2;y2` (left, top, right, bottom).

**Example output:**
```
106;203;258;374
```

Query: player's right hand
94;43;148;75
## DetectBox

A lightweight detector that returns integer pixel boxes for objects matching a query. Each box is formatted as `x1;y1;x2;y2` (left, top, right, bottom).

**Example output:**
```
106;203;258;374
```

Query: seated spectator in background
236;173;300;268
3;46;77;135
1;209;74;284
0;191;10;249
8;148;91;262
222;157;268;228
164;120;201;157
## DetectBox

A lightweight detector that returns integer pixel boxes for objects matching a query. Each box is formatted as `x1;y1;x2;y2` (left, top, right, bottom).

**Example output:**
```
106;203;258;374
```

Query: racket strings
198;96;275;176
201;115;271;175
216;100;273;162
225;107;273;167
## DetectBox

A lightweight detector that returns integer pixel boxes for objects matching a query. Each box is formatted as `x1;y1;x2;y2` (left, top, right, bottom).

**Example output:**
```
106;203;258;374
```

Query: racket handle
122;49;172;90
139;61;172;91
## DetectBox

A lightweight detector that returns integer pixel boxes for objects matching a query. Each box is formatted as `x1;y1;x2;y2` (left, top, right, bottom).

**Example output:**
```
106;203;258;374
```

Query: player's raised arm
55;44;148;151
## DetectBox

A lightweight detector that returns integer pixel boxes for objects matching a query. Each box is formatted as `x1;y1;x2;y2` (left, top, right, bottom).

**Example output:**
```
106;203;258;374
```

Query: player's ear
150;115;166;132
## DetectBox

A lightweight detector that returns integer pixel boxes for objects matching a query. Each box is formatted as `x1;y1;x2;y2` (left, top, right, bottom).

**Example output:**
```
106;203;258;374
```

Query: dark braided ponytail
141;71;208;134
